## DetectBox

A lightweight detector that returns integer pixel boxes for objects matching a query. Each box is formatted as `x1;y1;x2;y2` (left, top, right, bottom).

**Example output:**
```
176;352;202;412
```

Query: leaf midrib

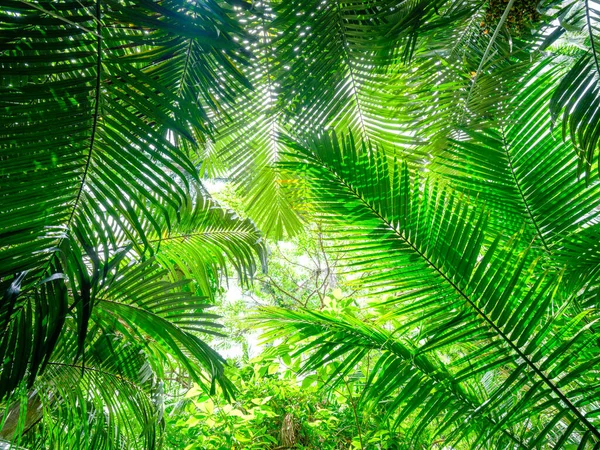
67;0;102;229
500;127;550;252
334;1;368;141
586;0;600;79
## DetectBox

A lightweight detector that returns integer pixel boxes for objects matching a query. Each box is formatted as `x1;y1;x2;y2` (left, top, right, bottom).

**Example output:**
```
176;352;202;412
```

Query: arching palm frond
94;258;234;395
271;130;600;448
259;308;540;448
201;1;305;239
543;0;600;179
430;61;600;260
274;0;418;148
1;253;237;449
1;2;264;443
12;333;161;450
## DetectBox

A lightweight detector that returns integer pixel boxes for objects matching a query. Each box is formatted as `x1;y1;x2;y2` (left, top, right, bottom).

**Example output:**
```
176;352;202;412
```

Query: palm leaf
1;0;262;405
258;308;531;448
547;0;600;179
430;61;600;260
274;0;416;148
275;130;600;447
204;1;304;239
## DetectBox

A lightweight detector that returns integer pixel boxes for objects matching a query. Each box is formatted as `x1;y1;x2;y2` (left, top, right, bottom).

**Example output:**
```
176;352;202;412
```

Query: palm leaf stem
499;128;550;252
67;0;102;230
461;0;515;125
334;0;368;140
177;40;194;99
24;0;103;288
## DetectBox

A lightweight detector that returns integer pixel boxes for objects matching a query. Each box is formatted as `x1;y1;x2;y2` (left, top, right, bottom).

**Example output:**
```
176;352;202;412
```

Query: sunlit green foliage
3;0;600;448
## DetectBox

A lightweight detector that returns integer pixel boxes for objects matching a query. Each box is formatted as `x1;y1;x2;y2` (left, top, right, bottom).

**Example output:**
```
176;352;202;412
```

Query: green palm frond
380;0;565;156
373;0;480;63
147;191;266;298
431;61;600;258
1;0;253;272
275;130;600;447
258;308;532;448
396;26;549;151
0;240;101;401
3;2;188;272
274;0;416;149
1;1;265;436
1;254;235;449
201;1;304;239
5;327;161;450
545;0;600;179
95;258;232;393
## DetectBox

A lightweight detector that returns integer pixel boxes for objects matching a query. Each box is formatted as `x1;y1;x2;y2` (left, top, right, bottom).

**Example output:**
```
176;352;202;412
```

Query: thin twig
343;377;364;450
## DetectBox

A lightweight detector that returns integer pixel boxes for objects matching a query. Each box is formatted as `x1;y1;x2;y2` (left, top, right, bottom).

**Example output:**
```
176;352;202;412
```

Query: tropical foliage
166;354;369;450
1;1;264;447
3;0;600;448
